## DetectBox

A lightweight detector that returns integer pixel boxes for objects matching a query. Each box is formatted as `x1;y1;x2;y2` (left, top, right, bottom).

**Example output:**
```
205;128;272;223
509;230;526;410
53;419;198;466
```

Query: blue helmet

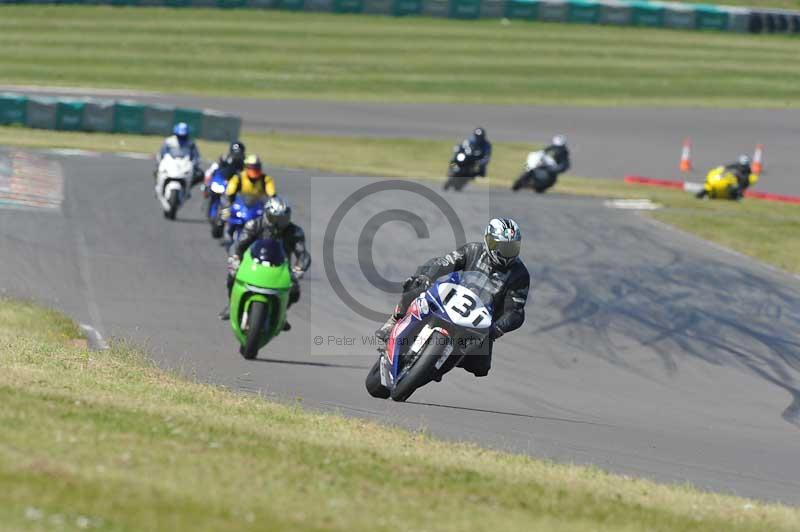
173;122;189;138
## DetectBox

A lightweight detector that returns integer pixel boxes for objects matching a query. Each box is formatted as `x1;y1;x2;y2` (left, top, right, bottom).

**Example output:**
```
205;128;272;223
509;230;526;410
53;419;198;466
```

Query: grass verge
1;6;799;107
2;125;798;274
1;296;799;531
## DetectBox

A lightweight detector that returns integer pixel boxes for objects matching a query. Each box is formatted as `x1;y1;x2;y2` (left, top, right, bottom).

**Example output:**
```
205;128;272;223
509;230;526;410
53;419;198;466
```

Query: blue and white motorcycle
366;271;495;402
224;193;266;250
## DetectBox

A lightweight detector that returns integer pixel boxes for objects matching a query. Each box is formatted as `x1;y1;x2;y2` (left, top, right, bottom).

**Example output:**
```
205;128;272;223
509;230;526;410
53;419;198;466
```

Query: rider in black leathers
205;141;246;185
220;196;311;322
543;134;571;176
375;218;529;377
454;127;492;177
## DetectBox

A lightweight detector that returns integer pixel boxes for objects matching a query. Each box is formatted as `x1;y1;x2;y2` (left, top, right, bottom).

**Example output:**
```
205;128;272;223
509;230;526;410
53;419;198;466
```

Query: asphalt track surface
5;85;800;196
2;147;800;505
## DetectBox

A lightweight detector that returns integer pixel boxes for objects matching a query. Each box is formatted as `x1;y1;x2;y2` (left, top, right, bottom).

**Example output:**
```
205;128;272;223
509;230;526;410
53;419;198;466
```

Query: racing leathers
723;162;754;195
158;134;203;186
381;242;529;377
221;172;276;221
543;144;570;175
455;138;492;177
227;217;311;307
204;156;244;189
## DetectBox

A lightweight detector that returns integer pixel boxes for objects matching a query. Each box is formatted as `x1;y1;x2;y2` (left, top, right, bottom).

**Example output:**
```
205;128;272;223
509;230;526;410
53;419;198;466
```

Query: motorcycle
511;150;558;193
204;168;228;239
697;166;758;200
155;154;194;220
230;238;293;359
443;144;483;191
224;193;266;249
365;270;494;402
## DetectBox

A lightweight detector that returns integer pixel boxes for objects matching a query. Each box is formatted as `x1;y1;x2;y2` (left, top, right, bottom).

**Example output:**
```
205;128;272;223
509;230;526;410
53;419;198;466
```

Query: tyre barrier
0;93;242;141
3;0;799;35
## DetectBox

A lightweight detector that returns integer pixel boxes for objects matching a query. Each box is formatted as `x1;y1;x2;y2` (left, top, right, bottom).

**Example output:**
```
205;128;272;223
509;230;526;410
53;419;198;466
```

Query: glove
490;325;504;341
402;274;431;292
227;255;241;276
292;266;305;280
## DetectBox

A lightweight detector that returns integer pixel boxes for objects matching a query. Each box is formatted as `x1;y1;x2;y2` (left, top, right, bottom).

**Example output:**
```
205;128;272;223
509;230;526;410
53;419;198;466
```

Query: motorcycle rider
725;154;754;195
375;218;529;378
453;127;492;177
203;140;246;187
220;196;311;323
221;154;276;222
157;122;203;187
543;134;571;176
696;155;755;199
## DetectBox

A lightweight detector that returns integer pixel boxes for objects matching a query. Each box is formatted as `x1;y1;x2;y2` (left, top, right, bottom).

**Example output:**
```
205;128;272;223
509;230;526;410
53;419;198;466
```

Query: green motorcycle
230;238;292;359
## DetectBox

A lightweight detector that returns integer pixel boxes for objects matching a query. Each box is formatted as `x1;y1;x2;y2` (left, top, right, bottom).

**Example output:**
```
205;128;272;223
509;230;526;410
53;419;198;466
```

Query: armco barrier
0;92;241;141
3;0;799;35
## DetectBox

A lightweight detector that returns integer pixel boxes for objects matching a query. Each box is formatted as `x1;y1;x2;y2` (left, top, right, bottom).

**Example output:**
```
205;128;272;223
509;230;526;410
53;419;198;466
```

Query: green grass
1;296;799;531
1;5;800;107
2;125;798;273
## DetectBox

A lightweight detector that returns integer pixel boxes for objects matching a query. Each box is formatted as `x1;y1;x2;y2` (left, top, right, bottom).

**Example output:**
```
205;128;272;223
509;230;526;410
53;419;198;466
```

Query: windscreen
250;239;286;266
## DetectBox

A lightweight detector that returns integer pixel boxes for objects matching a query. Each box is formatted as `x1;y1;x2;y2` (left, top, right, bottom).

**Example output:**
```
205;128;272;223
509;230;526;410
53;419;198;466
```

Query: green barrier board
278;0;304;9
599;1;631;24
505;0;539;20
143;104;176;136
568;0;600;23
217;0;247;7
539;0;568;22
631;1;664;27
393;0;422;14
333;0;363;11
174;108;204;137
449;0;480;18
82;99;115;133
0;93;27;126
664;5;696;28
696;5;729;29
113;101;145;134
56;100;85;131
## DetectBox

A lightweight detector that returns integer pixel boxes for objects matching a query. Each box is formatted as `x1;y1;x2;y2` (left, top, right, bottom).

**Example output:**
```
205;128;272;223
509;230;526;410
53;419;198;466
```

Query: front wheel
365;358;390;399
240;301;268;360
390;331;448;402
166;189;180;220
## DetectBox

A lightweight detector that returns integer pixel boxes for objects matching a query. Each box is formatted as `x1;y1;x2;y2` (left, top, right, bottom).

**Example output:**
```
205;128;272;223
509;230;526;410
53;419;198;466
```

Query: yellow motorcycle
697;166;758;200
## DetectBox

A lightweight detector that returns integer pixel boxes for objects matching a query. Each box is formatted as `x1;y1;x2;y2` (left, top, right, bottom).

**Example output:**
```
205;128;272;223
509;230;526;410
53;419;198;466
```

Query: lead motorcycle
511;150;558;193
365;271;495;402
155;154;194;220
443;143;483;191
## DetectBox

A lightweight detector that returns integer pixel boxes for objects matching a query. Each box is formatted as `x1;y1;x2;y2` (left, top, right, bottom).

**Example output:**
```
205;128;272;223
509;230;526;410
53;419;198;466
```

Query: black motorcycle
443;144;483;191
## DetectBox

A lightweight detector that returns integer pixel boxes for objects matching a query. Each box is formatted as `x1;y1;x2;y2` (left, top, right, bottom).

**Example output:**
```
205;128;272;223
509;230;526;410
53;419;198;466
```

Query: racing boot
218;303;230;321
282;321;291;332
375;305;403;343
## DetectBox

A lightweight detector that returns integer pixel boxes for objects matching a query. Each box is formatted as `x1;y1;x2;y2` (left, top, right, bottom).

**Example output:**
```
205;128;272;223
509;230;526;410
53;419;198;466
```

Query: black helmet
473;127;486;141
226;141;246;168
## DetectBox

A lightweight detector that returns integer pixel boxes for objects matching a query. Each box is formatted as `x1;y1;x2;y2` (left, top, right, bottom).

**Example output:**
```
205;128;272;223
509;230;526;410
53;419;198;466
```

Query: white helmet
483;218;521;268
552;134;567;147
738;154;751;166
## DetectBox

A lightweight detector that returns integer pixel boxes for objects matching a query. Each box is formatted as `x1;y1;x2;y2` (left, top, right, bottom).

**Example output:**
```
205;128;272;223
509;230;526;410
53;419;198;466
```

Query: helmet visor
267;212;290;230
485;234;520;260
245;167;261;179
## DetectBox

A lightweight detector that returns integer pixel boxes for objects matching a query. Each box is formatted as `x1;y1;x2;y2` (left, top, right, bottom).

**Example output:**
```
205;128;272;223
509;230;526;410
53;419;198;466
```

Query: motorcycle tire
166;190;180;220
240;301;268;360
511;173;528;192
365;358;390;399
390;331;448;402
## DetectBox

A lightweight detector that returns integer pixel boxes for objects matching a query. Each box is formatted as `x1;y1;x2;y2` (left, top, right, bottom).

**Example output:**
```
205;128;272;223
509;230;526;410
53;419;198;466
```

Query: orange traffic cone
679;138;693;173
752;144;764;175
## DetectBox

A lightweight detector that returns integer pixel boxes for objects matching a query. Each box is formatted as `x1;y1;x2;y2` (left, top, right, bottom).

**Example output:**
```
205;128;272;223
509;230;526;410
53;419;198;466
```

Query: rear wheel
166;190;179;220
390;331;448;402
365;358;390;399
241;301;268;360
